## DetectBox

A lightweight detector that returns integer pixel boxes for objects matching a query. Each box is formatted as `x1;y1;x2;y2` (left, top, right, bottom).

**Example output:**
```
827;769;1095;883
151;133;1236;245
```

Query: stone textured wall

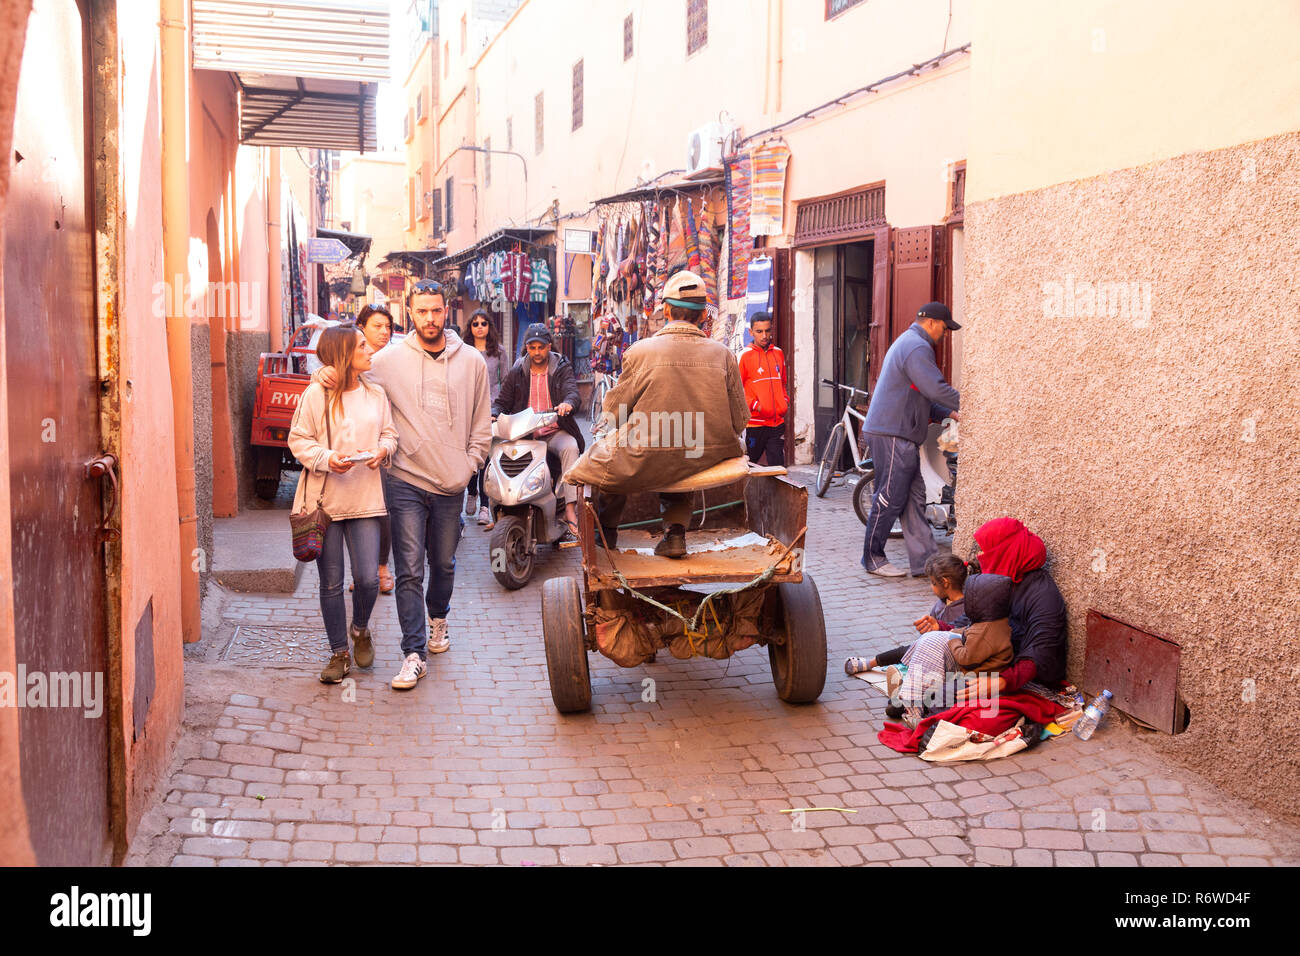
227;329;270;509
958;130;1300;816
190;324;212;597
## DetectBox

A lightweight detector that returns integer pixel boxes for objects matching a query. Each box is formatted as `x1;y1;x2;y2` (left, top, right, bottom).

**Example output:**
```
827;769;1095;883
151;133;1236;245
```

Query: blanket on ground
877;690;1066;755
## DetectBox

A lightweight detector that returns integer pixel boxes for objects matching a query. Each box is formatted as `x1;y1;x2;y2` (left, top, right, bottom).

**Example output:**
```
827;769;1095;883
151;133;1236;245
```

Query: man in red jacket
739;312;788;465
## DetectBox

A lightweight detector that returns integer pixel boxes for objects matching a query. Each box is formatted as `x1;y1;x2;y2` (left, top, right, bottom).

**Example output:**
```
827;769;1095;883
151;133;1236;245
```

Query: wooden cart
540;460;827;712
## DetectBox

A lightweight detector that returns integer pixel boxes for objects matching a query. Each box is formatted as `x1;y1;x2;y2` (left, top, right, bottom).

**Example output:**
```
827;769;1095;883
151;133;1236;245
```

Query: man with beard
316;279;492;690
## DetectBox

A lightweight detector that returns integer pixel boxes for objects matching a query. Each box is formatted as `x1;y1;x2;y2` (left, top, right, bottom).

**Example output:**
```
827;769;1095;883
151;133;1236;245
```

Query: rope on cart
587;501;807;635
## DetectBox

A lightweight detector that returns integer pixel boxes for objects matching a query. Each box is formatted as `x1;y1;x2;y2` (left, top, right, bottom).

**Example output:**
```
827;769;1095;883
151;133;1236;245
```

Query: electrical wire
739;42;971;148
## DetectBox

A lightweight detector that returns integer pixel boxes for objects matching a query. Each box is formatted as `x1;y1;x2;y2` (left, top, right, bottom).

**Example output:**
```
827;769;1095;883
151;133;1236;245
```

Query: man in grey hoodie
860;302;961;578
324;279;492;689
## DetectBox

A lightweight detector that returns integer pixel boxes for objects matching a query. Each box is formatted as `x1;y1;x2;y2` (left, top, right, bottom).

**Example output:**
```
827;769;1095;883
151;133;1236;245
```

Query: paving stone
120;480;1300;870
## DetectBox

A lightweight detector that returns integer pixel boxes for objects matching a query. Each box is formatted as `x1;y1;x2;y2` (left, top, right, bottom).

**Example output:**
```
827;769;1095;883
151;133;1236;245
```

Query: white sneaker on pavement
391;653;427;690
868;561;907;578
477;506;491;526
427;616;451;654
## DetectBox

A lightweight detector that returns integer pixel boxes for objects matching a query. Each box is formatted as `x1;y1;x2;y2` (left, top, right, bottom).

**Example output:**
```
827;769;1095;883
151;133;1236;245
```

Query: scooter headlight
522;465;547;495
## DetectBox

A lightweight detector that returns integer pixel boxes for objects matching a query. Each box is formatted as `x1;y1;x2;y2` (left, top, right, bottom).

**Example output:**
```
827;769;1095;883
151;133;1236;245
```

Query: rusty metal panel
869;225;890;389
891;225;935;345
1084;610;1182;734
6;0;111;865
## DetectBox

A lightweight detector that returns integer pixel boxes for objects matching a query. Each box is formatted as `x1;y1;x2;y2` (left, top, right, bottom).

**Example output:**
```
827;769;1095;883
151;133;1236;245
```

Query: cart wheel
490;515;534;590
769;574;828;704
542;576;591;713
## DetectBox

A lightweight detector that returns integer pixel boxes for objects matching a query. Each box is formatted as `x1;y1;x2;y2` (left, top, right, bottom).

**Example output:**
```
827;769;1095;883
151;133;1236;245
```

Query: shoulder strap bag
289;404;333;562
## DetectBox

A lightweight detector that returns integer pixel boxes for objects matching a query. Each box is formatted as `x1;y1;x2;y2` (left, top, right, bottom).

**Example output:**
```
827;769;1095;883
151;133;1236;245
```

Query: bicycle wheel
814;423;845;497
852;466;876;525
589;378;607;421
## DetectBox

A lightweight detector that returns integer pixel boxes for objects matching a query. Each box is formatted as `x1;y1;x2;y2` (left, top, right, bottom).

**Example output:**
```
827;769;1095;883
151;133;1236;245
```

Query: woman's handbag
289;407;333;562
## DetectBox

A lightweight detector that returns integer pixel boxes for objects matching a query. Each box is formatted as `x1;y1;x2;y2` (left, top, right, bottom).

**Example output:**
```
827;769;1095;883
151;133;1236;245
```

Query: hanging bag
289;402;333;562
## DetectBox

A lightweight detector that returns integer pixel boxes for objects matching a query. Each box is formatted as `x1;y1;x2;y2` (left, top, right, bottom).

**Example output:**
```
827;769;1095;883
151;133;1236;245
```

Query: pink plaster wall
959;131;1300;815
115;0;185;838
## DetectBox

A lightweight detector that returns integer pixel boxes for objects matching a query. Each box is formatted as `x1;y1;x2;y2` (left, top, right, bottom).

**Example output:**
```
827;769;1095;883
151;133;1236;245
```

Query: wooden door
5;0;111;865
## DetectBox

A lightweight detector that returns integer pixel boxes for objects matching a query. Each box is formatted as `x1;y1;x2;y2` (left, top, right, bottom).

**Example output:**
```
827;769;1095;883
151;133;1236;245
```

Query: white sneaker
868;561;907;578
427;617;451;654
477;506;491;526
391;653;427;690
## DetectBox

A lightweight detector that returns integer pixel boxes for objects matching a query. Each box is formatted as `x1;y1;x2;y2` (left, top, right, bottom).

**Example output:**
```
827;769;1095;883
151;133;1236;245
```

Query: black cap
523;323;552;346
918;301;960;331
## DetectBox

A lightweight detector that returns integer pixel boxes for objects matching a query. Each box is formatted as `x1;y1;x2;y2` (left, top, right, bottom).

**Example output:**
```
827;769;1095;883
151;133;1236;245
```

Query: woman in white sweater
288;326;399;684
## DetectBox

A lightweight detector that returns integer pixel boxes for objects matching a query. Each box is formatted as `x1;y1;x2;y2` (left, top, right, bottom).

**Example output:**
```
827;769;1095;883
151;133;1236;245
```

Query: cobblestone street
125;472;1300;867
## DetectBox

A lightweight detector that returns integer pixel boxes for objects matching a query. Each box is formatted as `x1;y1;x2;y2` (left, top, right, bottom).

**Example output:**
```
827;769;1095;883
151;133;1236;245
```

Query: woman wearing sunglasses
461;309;506;528
356;304;398;593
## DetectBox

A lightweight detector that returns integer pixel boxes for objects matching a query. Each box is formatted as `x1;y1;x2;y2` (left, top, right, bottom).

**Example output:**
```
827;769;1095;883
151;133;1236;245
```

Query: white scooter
853;421;957;535
483;408;572;590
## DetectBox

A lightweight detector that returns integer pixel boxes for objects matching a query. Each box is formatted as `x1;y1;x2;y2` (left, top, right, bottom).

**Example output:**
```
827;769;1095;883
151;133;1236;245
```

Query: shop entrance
812;240;873;458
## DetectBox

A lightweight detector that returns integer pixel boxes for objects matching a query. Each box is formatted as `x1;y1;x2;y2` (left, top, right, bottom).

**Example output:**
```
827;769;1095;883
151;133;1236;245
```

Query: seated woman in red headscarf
887;517;1068;726
953;517;1068;705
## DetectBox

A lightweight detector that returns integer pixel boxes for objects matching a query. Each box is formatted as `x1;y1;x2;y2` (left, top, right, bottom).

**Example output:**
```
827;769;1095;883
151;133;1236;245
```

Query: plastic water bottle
1072;690;1114;741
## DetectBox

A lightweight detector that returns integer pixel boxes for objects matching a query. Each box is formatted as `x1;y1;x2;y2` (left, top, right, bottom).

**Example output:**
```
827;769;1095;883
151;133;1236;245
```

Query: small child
846;553;970;677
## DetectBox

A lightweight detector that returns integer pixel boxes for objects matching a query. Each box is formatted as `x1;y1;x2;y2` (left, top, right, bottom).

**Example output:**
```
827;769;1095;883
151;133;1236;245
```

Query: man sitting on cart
568;270;750;558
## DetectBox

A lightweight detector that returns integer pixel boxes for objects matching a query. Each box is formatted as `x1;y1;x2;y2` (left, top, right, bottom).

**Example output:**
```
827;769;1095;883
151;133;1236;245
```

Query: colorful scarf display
750;142;791;236
725;150;754;300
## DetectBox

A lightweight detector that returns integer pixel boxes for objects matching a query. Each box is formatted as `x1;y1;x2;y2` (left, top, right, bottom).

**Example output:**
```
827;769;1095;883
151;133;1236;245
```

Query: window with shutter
624;14;634;60
432;187;443;237
572;60;583;131
535;91;544;154
445;176;454;232
825;0;866;19
687;0;707;55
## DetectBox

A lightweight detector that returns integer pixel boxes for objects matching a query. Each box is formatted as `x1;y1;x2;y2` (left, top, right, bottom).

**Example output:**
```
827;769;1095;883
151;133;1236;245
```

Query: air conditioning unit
685;122;725;177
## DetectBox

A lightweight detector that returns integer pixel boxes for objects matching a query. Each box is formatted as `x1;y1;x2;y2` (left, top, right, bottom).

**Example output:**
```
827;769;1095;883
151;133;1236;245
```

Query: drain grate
221;625;327;665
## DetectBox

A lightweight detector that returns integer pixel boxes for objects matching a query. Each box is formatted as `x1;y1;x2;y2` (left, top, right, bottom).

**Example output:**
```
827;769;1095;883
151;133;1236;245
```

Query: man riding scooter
492;323;585;542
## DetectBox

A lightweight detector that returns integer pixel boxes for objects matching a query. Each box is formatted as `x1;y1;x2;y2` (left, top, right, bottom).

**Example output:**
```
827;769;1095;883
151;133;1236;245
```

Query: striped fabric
725;150;754;300
529;257;551;301
750;143;791;236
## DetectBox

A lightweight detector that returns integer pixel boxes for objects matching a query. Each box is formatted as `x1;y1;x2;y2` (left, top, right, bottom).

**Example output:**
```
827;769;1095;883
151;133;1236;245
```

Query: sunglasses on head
409;279;444;298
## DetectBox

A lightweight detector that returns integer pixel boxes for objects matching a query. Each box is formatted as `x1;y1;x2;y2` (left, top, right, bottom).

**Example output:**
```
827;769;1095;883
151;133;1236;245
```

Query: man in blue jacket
861;302;961;577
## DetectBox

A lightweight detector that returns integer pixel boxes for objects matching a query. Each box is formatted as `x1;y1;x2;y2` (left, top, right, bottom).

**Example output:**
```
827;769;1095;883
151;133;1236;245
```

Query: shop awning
593;176;723;206
191;0;390;151
439;228;555;267
316;227;372;260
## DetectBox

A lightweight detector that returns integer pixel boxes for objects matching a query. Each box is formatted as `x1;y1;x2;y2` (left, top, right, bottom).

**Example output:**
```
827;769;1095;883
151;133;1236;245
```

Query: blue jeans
384;473;465;660
860;433;937;575
316;517;382;653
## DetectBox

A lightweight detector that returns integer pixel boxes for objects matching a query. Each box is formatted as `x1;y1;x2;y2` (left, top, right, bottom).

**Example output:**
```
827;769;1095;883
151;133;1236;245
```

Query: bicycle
588;368;619;421
814;379;874;497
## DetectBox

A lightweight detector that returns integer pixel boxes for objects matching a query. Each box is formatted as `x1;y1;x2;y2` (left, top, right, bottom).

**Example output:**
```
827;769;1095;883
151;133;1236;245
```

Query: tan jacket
566;321;749;493
288;381;399;520
949;618;1014;674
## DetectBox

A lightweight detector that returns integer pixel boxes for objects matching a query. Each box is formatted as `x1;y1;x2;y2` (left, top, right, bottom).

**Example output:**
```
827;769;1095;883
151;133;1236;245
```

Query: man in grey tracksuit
861;302;961;577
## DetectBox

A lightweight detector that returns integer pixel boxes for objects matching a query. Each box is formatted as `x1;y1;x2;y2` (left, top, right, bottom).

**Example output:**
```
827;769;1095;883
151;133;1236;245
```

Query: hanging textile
750;143;792;236
725;150;755;299
696;197;720;313
529;257;551;302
